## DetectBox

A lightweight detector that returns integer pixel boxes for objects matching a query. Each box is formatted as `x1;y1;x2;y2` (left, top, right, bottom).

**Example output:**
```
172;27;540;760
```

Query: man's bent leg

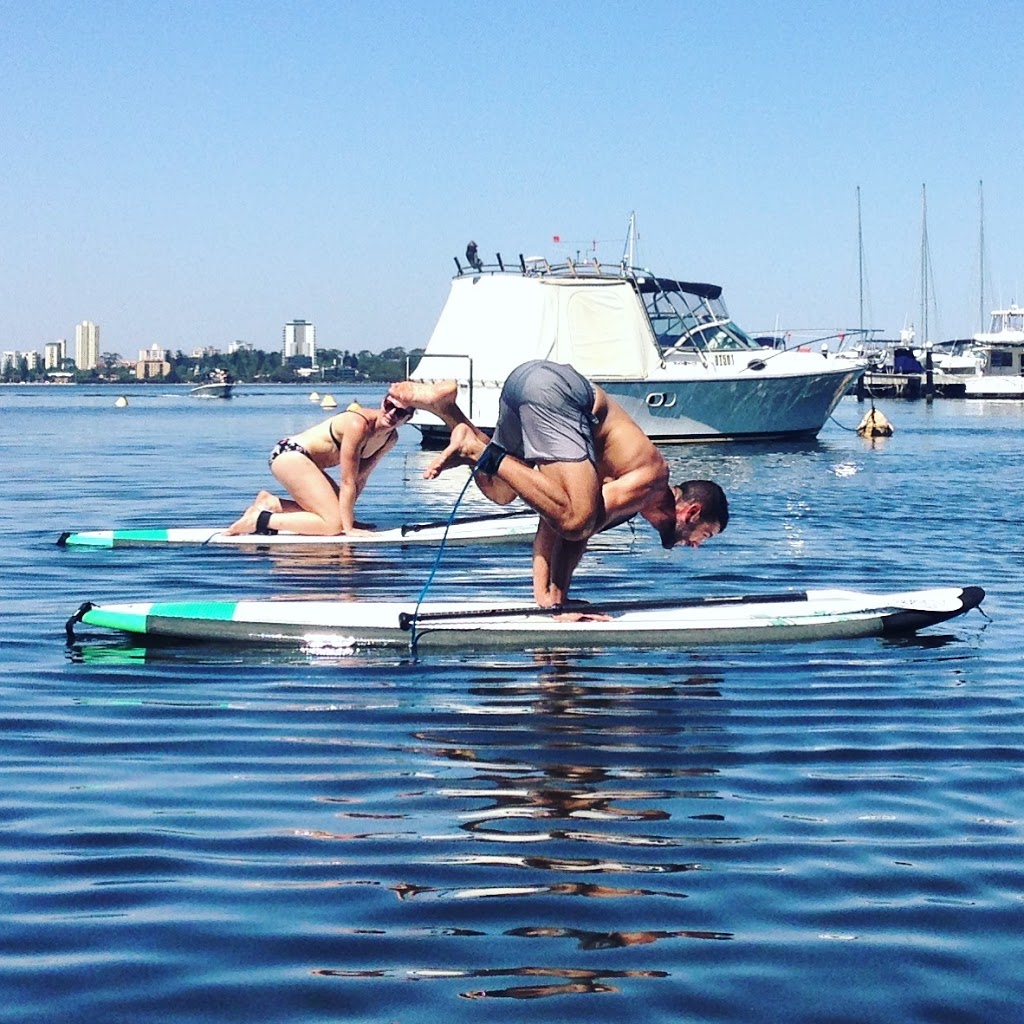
520;460;602;541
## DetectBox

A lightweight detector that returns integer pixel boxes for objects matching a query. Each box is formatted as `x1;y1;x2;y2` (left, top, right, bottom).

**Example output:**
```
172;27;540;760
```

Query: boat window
991;350;1013;368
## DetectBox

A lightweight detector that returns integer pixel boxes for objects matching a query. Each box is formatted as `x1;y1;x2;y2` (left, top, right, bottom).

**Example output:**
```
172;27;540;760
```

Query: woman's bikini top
329;406;373;448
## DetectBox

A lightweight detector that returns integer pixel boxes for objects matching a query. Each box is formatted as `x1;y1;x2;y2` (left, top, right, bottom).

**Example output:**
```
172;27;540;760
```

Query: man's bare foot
424;423;486;479
388;379;458;416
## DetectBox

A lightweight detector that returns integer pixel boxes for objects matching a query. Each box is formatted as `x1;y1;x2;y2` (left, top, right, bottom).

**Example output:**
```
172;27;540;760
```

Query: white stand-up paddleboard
57;511;539;549
68;586;985;650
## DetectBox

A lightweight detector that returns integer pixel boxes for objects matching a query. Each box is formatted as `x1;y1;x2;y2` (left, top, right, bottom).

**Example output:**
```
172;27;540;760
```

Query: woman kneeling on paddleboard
224;395;414;537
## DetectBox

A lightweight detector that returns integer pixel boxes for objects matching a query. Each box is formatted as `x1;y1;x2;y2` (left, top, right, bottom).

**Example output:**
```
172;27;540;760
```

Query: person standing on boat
224;394;414;537
388;360;728;608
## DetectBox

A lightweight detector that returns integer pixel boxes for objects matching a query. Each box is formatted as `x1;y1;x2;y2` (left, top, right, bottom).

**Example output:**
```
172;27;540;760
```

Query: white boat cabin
964;304;1024;397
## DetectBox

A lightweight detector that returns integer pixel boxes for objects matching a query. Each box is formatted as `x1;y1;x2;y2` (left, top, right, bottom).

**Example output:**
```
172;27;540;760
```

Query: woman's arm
356;430;398;490
336;419;370;533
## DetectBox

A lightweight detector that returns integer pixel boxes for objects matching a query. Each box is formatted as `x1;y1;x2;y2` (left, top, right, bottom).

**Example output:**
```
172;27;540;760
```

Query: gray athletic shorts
492;360;597;465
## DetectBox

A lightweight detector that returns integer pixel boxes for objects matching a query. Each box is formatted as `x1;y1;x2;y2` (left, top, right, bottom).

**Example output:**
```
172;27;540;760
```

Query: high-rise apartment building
75;320;100;370
44;338;67;370
283;320;316;365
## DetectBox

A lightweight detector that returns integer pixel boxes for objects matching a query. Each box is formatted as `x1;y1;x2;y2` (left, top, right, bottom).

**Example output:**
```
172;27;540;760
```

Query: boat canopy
634;276;722;301
412;274;660;382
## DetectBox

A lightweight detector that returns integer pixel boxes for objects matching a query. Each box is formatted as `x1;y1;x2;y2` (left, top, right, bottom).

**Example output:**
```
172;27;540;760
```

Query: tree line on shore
2;346;425;385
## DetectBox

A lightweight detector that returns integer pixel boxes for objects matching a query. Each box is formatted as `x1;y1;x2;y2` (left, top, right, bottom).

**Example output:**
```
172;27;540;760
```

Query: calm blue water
2;383;1022;1023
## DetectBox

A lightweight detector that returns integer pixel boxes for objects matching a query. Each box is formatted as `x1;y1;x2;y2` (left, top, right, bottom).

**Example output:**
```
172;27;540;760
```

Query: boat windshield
643;285;760;352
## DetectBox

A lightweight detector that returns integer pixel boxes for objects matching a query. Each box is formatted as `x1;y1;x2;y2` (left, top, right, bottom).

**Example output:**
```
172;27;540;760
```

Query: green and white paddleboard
57;511;539;549
68;586;985;651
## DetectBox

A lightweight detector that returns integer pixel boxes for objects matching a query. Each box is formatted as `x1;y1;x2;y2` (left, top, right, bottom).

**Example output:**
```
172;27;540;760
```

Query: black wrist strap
476;442;507;476
256;509;278;535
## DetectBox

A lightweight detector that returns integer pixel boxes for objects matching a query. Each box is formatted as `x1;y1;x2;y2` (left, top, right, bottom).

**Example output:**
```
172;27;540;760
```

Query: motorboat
964;304;1024;398
407;246;866;445
189;370;234;399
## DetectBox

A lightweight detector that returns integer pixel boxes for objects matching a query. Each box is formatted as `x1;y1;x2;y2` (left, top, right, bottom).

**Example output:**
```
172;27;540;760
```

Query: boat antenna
621;211;636;270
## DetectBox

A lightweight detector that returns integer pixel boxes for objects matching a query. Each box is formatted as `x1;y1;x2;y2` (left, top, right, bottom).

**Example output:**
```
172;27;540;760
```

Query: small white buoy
114;395;129;408
320;394;337;409
309;391;321;402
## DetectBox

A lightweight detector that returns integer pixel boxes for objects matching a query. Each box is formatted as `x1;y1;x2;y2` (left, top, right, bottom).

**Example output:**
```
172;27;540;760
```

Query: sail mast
857;185;864;335
920;184;929;346
979;179;985;331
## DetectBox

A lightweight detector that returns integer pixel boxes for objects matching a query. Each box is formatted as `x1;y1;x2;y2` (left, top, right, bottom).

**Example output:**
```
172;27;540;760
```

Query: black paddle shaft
399;509;535;536
398;590;810;630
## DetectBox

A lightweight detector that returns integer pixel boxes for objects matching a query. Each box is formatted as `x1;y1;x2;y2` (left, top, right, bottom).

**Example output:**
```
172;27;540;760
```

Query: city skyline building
282;319;316;365
44;338;67;370
136;343;169;380
75;320;100;370
2;350;41;372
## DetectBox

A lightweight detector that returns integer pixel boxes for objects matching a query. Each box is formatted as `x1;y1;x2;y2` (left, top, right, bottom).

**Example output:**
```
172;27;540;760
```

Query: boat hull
963;376;1024;399
599;367;860;441
417;365;862;444
190;383;233;399
68;586;985;651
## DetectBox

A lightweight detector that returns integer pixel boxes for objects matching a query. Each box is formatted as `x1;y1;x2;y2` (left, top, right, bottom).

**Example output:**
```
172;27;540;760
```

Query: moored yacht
408;247;865;445
964;304;1024;398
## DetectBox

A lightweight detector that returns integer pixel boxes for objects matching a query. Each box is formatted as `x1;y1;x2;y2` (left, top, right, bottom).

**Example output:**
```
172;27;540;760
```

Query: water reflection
281;654;744;1004
457;965;665;1000
314;964;668;1001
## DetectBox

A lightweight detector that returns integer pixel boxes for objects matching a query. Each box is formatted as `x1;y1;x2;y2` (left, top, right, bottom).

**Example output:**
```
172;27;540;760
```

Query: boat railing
739;327;878;363
453;251;656;283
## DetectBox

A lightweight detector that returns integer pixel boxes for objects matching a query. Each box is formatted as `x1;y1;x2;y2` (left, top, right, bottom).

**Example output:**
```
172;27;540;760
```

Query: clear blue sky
3;0;1022;356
